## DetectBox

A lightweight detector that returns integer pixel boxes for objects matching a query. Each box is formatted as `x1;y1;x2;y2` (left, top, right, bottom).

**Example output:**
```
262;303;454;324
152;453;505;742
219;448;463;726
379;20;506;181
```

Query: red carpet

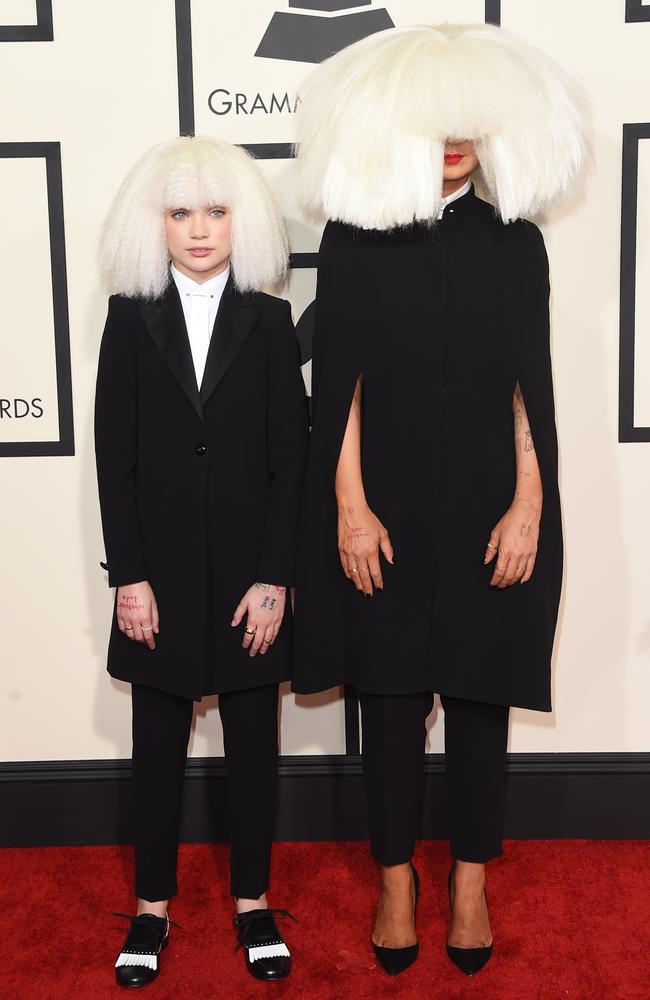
1;840;647;1000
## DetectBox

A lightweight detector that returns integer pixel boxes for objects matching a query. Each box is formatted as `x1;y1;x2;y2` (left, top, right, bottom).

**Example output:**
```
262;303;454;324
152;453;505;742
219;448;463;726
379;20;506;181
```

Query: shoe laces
113;912;181;941
234;908;298;950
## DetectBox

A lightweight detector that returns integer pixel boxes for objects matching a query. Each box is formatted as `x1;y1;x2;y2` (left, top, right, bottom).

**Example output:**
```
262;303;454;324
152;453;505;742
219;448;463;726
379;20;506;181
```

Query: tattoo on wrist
514;498;541;514
254;582;271;593
255;582;286;595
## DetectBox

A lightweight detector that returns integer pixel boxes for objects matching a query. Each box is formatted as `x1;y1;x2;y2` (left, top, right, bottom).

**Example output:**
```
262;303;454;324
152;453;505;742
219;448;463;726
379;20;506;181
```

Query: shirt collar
438;179;472;219
171;262;230;298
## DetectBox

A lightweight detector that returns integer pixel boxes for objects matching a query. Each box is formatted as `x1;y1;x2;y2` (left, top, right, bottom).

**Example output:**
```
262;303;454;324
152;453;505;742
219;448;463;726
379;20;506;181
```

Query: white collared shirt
171;263;230;387
437;179;472;220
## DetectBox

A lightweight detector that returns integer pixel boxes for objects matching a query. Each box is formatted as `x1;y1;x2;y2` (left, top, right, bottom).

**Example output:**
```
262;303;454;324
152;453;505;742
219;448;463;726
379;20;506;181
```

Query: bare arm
335;377;394;595
335;376;366;509
484;382;543;587
513;381;543;528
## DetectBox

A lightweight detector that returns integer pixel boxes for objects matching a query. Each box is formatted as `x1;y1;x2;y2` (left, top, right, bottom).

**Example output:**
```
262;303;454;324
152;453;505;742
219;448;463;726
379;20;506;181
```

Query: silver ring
141;625;152;632
263;639;272;645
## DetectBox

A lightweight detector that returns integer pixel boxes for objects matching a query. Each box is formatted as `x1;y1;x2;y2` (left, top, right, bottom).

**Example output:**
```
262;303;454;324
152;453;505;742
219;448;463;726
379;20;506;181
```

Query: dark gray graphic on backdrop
0;143;73;457
619;123;650;442
256;1;394;64
0;0;53;42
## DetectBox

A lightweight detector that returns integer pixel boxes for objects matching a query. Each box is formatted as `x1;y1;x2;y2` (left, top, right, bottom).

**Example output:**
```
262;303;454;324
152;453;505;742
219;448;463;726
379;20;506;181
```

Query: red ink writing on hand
118;595;145;611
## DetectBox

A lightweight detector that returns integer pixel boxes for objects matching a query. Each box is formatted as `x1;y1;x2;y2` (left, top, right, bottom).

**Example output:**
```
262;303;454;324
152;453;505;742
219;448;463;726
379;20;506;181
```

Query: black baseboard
1;754;648;848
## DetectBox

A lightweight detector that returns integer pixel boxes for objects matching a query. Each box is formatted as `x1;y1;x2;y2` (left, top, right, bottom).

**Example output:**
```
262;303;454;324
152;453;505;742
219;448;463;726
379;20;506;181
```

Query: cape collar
439;181;475;219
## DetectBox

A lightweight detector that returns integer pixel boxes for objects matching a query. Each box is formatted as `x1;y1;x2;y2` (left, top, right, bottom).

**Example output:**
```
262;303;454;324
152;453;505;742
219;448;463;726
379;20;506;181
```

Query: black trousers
359;692;510;865
131;682;279;902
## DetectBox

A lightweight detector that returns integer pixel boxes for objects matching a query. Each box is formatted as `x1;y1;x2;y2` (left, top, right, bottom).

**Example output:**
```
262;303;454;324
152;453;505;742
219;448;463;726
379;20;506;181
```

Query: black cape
292;186;562;711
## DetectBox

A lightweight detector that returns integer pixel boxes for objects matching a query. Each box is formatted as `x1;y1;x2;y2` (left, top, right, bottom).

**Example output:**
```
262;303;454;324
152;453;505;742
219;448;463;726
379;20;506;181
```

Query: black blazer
95;278;308;700
292;186;562;711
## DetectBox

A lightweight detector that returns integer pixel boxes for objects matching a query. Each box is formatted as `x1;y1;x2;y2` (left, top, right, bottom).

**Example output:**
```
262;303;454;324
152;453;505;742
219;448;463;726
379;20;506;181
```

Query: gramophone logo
255;0;394;64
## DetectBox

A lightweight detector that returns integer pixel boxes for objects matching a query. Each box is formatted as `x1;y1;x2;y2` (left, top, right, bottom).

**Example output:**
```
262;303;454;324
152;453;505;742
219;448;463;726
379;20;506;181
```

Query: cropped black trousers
131;682;279;902
359;692;510;865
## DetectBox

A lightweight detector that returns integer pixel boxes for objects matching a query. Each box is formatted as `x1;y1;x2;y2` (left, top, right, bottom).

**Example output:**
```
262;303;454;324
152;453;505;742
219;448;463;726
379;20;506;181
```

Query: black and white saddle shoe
113;912;178;988
234;908;297;981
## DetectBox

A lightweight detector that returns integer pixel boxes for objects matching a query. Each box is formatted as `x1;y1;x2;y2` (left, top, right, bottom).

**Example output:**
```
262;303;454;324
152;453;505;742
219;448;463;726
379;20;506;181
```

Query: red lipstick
444;153;463;164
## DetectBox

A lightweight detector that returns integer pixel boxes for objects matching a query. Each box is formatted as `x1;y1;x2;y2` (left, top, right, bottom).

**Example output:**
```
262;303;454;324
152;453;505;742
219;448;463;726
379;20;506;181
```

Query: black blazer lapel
200;282;261;407
140;283;203;420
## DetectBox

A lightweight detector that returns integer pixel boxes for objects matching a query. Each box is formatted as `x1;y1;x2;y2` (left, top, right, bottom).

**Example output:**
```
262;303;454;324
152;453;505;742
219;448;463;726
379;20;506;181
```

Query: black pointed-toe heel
113;912;179;988
373;861;420;976
446;863;493;976
234;908;297;981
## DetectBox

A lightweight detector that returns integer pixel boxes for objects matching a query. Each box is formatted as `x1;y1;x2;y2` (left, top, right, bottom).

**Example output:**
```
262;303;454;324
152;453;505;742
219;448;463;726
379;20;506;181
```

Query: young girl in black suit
95;136;308;986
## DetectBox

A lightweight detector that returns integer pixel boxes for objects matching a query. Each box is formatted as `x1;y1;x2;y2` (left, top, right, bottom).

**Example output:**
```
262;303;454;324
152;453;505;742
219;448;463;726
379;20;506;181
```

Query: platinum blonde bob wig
296;23;588;230
99;136;289;299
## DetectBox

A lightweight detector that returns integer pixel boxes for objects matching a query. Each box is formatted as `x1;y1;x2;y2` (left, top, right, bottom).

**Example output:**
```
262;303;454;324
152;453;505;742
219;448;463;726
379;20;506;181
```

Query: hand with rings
116;581;159;649
336;500;394;596
231;581;287;656
484;495;542;589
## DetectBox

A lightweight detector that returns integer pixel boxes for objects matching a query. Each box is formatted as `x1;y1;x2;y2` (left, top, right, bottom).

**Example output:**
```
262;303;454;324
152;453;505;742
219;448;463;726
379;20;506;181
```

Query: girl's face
164;206;232;283
443;140;479;183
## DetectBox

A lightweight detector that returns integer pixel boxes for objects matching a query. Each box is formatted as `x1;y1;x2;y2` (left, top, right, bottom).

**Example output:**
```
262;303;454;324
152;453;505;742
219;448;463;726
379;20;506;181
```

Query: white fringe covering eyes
115;952;158;970
248;942;290;962
295;23;589;229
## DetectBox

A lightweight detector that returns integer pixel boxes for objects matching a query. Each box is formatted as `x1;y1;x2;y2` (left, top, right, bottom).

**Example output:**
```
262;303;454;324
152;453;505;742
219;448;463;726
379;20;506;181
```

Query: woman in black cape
292;24;586;976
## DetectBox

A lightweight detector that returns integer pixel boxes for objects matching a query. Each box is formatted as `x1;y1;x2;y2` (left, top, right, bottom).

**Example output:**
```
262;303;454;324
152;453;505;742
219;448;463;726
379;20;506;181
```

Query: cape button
195;443;207;456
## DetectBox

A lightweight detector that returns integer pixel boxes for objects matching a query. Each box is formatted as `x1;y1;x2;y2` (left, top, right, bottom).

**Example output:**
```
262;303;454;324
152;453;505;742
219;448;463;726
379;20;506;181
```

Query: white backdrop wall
0;0;649;762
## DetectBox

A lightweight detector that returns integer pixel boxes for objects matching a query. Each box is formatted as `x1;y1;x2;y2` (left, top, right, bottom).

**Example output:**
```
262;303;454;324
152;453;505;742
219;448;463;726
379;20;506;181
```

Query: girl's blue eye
210;208;225;217
172;210;188;219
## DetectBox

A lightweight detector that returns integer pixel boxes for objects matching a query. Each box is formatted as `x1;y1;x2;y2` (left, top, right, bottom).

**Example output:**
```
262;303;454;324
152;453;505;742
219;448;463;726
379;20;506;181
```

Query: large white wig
99;136;288;298
296;23;588;230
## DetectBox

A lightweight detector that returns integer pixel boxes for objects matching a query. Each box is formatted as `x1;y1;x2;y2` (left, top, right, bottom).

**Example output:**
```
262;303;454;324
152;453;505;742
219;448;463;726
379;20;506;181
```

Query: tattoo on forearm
524;431;535;453
118;595;145;611
514;406;524;434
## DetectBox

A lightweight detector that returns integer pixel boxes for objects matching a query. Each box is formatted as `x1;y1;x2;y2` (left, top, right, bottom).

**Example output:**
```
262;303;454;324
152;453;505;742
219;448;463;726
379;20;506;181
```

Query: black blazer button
195;443;207;456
